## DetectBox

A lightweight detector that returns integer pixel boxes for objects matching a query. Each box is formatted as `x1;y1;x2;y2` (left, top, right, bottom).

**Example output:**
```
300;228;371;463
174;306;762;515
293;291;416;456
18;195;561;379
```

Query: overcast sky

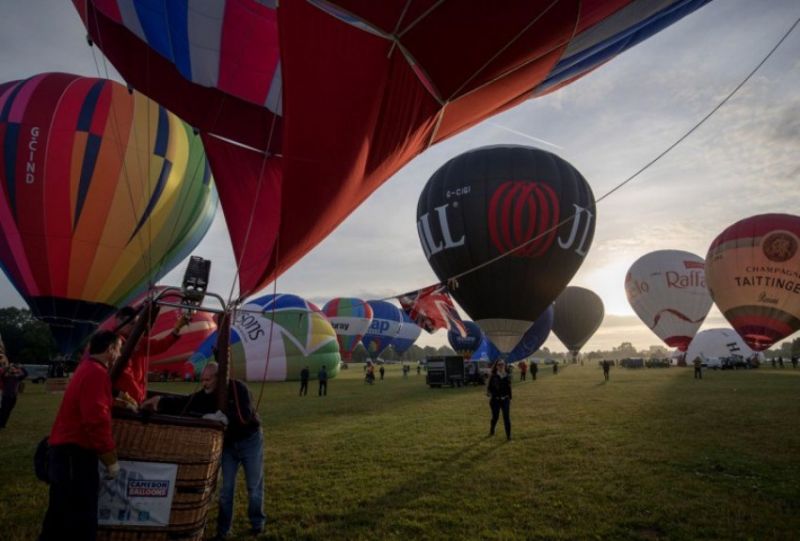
1;0;799;353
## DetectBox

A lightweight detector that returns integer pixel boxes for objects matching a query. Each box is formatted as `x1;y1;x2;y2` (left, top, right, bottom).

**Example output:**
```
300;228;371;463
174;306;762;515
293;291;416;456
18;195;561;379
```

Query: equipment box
425;356;465;388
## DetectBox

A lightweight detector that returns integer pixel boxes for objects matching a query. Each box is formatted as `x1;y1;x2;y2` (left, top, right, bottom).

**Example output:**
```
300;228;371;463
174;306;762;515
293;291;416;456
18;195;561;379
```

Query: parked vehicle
22;364;49;383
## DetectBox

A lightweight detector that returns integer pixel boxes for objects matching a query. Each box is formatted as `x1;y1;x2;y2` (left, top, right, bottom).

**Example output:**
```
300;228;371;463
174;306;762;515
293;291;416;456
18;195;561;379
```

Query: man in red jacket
112;307;191;404
40;330;122;541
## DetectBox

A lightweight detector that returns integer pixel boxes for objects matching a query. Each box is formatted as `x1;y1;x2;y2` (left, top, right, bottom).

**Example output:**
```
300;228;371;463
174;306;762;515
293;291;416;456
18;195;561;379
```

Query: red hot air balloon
417;145;595;353
705;214;800;351
74;1;711;298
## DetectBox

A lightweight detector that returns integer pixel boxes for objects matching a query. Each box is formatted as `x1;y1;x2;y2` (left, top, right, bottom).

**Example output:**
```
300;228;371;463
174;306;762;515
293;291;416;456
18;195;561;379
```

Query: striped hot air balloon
0;73;217;353
322;297;373;362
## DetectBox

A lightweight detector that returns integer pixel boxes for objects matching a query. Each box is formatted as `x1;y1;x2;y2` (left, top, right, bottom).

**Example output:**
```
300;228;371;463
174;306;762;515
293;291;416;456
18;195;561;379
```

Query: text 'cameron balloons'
97;287;216;375
448;321;483;359
625;250;712;352
686;328;756;363
706;214;800;351
392;312;422;356
322;298;373;362
190;294;340;382
552;287;604;358
0;73;217;353
508;305;554;363
418;145;595;353
76;1;710;297
361;300;403;361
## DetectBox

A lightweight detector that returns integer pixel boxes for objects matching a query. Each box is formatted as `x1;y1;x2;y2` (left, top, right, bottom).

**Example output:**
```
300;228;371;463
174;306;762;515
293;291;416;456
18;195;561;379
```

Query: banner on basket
98;460;178;526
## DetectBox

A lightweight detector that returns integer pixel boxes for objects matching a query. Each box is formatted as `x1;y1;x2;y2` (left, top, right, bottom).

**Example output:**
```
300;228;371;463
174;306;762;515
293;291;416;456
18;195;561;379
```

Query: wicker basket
97;409;225;541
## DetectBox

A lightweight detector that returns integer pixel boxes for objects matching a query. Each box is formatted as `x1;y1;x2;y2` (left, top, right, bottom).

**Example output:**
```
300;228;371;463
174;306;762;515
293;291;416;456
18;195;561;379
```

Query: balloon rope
440;13;800;287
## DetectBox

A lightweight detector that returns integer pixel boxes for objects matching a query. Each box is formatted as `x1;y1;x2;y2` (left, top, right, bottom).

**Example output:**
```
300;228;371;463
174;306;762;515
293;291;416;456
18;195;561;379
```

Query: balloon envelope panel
392;312;422;355
417;145;595;352
508;305;554;362
361;300;403;360
76;0;709;296
0;73;216;353
189;293;340;381
685;328;755;363
706;214;800;351
322;297;373;361
552;287;604;354
626;250;711;352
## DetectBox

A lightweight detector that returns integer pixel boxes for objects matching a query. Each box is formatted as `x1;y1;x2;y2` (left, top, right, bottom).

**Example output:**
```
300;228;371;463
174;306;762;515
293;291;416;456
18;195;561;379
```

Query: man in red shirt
112;307;191;403
40;330;122;540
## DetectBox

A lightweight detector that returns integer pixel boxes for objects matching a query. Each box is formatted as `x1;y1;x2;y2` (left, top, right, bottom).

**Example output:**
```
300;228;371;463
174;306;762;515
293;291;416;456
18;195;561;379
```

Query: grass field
1;363;799;540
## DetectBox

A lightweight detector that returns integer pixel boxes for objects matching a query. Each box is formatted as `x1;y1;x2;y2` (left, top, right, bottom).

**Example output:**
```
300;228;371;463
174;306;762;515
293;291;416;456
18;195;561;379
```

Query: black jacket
158;379;261;443
487;373;512;400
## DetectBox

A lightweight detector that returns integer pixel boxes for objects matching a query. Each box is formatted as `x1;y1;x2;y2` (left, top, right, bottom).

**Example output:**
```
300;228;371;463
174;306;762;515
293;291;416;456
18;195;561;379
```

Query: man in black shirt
318;365;328;396
142;362;265;538
299;366;309;396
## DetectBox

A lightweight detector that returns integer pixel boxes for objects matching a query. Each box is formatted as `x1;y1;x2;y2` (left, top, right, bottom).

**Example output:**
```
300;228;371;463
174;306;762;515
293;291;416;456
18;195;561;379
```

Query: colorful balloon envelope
552;287;604;357
471;337;501;363
75;1;709;297
361;300;403;361
448;321;483;359
0;73;217;353
392;312;422;356
417;145;595;353
625;250;712;352
189;293;340;382
97;287;216;374
705;214;800;351
507;305;554;363
322;297;373;362
685;328;756;363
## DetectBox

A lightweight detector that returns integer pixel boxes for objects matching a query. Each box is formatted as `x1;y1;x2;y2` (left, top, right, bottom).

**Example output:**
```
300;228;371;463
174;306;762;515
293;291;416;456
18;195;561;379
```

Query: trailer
425;356;465;388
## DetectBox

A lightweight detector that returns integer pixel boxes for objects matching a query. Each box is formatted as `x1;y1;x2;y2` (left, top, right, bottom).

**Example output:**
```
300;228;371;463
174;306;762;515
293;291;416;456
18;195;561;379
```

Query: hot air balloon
448;321;483;360
0;73;217;353
418;145;595;354
508;305;554;363
75;1;710;298
361;300;403;362
472;337;501;363
552;287;604;362
322;297;373;362
97;288;216;377
685;328;757;367
625;250;713;358
189;293;340;381
392;312;422;356
705;214;800;351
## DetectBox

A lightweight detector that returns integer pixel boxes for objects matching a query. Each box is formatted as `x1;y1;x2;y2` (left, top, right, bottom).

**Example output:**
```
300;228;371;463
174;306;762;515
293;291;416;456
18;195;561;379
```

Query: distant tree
646;345;669;357
0;307;57;363
612;341;638;359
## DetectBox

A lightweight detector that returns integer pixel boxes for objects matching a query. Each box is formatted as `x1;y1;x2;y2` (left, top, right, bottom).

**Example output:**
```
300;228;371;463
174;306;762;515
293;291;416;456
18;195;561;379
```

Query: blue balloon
507;305;554;362
361;300;404;360
392;311;422;355
448;321;483;358
470;336;501;363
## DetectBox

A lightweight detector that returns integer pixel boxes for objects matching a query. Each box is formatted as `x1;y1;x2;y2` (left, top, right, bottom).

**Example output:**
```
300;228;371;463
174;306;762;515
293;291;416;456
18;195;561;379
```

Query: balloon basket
97;409;224;541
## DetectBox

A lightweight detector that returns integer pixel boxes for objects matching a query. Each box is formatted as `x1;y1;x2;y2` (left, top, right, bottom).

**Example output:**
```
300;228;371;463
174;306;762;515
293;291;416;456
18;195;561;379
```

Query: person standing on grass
552;362;558;375
299;366;309;396
318;365;328;396
379;365;385;380
142;362;265;538
530;361;538;381
602;360;611;382
519;361;527;381
792;356;798;369
40;330;121;541
693;357;703;379
0;361;27;428
486;360;512;440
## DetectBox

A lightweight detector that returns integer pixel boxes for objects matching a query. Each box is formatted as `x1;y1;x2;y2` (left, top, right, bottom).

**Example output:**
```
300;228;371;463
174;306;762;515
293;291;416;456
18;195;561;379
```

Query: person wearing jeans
143;362;265;538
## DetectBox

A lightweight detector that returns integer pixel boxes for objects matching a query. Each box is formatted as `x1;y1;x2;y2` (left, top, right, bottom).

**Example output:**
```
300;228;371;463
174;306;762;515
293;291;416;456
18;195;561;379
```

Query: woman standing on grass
486;360;512;440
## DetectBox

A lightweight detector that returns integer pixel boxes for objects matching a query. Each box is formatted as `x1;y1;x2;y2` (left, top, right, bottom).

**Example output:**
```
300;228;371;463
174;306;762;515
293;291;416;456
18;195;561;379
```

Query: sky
1;0;799;353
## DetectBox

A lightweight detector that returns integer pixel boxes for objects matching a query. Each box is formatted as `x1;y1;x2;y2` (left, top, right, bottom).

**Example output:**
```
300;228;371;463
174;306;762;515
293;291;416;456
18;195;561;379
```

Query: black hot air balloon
552;286;605;362
417;145;596;353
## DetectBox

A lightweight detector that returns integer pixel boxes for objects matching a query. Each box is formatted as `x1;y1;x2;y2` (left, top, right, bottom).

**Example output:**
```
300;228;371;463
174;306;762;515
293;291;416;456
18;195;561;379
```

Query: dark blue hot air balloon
448;321;483;359
392;312;422;356
361;300;404;361
471;336;501;363
507;305;554;363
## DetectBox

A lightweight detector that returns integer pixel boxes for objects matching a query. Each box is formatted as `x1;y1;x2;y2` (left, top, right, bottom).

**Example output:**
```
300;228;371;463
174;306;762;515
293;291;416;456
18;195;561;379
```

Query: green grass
1;364;799;540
